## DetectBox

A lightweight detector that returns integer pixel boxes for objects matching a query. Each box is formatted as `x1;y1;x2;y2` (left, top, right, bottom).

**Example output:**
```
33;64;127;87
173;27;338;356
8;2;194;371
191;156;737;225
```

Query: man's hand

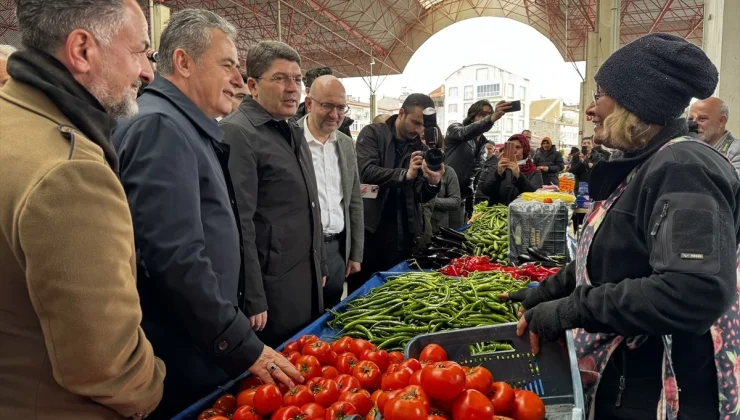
421;160;444;185
497;158;510;176
538;165;548;172
249;311;268;331
491;101;511;123
345;261;361;277
406;151;424;180
248;345;304;388
322;276;327;287
578;153;585;162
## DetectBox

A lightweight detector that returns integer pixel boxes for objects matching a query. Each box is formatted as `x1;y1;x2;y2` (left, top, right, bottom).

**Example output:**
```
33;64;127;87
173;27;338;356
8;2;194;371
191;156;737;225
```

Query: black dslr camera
422;107;445;172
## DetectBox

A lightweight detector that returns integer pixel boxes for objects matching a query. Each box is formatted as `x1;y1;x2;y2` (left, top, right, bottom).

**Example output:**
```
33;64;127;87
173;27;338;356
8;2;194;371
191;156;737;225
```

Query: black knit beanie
594;33;718;125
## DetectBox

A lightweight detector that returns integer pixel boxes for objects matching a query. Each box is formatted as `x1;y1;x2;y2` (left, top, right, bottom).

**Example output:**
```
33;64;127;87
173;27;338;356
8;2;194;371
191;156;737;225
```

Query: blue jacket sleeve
116;115;264;376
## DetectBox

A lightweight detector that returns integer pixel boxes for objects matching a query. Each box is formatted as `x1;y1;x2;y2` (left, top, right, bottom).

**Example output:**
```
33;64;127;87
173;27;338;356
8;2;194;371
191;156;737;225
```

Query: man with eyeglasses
230;73;250;113
297;75;363;308
292;66;354;139
221;40;328;348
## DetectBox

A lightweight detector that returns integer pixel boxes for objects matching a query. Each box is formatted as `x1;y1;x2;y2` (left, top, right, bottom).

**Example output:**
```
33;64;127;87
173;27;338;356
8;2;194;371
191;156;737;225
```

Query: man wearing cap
533;137;564;186
690;97;739;177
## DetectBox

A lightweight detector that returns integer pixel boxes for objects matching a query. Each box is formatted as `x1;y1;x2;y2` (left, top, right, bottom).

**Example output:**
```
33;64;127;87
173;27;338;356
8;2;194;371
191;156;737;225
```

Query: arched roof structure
0;0;704;78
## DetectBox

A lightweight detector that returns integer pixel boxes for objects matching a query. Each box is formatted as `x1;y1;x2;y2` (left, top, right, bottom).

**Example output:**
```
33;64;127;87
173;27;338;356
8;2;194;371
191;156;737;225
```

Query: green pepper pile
327;271;527;351
465;204;509;263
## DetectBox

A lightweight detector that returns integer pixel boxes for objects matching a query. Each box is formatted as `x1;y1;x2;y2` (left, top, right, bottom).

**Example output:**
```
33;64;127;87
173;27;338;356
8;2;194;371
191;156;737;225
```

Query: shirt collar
303;121;337;145
143;76;223;141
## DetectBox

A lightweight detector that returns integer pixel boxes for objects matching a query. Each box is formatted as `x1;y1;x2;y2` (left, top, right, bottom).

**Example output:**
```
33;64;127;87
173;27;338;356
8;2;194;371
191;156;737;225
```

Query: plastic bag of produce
508;199;570;264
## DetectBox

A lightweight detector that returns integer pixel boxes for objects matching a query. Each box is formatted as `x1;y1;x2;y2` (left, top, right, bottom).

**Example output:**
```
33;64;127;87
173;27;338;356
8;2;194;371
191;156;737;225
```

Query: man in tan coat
0;0;165;418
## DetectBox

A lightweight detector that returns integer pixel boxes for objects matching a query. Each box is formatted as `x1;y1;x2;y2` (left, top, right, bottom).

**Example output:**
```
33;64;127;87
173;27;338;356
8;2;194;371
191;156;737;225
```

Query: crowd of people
1;1;739;419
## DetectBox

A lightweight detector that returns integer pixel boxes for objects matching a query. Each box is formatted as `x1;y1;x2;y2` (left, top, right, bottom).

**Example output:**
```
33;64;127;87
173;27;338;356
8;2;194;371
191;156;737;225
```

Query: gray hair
246;40;301;79
0;44;17;60
157;9;237;76
720;102;730;119
15;0;126;53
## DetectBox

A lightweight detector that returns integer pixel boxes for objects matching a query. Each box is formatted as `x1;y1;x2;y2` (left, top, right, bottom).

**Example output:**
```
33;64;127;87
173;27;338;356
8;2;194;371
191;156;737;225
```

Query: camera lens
424;148;445;172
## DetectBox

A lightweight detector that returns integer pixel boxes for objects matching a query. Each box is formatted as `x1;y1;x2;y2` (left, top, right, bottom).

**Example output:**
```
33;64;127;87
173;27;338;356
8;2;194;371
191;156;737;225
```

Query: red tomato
300;402;326;419
419;344;447;363
270;406;306;420
286;351;302;365
232;405;261;420
310;378;341;408
294;355;322;381
490;382;515;416
419;362;465;402
336;353;360;375
361;349;390;373
381;367;412;391
207;417;229;420
198;408;226;420
338;388;374;416
302;340;333;365
399;358;422;373
352;360;382;392
409;369;423;386
213;394;238;414
350;339;376;357
322;365;339;379
306;377;325;389
366;407;381;420
283;385;314;407
284;341;301;353
335;374;361;393
252;384;283;415
298;334;319;351
326;401;359;420
388;351;404;364
461;366;471;374
427;407;450;420
385;363;412;376
383;396;428;420
511;390;546;420
327;351;338;367
331;337;354;355
278;382;291;395
452;389;495;420
376;389;402;414
237;389;257;407
371;389;383;404
399;385;431;412
464;366;494;394
238;376;264;392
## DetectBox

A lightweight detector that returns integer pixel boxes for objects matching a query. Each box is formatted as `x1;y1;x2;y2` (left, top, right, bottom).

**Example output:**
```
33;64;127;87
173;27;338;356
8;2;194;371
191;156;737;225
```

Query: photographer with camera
445;100;511;226
570;136;602;190
350;94;444;293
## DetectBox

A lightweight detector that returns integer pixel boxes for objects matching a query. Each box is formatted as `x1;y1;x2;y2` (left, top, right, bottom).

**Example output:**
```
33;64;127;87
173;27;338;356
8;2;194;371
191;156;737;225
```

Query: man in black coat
221;40;328;349
570;136;601;190
112;11;300;418
533;137;565;186
445;99;510;225
349;94;444;293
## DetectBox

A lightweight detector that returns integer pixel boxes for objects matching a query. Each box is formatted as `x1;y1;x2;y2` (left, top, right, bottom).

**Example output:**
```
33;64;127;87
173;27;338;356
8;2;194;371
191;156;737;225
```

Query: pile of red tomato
197;334;545;420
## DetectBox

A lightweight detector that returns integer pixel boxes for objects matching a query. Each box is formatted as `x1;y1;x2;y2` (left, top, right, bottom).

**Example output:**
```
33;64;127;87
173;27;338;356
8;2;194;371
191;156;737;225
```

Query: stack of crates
508;199;569;263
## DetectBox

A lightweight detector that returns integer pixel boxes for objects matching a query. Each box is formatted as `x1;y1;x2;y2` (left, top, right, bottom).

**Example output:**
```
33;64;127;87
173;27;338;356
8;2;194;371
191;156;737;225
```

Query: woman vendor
504;33;740;419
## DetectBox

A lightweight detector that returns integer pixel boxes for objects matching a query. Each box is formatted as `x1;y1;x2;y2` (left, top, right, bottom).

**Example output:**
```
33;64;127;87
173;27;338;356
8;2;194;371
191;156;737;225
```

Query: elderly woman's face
586;86;618;145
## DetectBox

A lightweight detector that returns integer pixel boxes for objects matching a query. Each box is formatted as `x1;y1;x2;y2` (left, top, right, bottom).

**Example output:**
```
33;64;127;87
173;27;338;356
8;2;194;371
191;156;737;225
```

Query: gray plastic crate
404;323;585;420
509;201;570;263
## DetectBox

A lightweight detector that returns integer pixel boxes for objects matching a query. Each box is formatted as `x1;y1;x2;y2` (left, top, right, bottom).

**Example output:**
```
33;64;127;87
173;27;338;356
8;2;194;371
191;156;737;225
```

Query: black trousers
323;232;346;309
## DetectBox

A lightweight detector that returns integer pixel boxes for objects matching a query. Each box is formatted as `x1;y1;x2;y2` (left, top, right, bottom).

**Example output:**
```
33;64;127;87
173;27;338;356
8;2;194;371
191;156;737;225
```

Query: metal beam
649;0;675;33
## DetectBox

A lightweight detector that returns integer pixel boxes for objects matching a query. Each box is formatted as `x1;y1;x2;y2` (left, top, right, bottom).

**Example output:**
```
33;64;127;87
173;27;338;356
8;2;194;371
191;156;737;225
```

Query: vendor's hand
250;311;268;331
421;159;444;185
497;158;510;176
517;299;573;355
406;151;424;180
346;261;361;277
492;101;511;122
322;276;327;287
248;345;304;388
508;161;520;179
498;287;547;314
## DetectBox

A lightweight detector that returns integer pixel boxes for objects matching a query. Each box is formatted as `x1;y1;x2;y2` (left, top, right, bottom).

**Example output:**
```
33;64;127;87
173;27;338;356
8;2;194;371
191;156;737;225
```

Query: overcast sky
339;17;587;106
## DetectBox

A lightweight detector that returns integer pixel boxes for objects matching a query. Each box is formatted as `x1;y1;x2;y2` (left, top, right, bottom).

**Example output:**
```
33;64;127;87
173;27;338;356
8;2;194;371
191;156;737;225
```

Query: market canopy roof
0;0;705;78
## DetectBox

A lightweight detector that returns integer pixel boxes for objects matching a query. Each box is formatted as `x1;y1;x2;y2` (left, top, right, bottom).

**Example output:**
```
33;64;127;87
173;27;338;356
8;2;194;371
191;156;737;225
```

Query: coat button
311;202;315;208
218;341;228;351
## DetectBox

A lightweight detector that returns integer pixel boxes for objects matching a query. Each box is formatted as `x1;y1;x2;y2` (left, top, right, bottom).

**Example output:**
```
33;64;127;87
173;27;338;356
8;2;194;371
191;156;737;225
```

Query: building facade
440;64;531;144
528;99;580;152
346;95;396;138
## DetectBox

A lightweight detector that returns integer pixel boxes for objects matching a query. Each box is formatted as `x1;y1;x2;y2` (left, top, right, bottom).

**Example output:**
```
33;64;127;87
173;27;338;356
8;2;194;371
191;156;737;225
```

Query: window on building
463;102;473;116
492;135;499;143
505;119;514;132
449;87;458;97
464;86;474;100
477;84;500;98
476;68;489;81
519;86;526;101
493;119;500;130
448;103;458;113
507;83;515;98
351;122;359;132
518;120;525;132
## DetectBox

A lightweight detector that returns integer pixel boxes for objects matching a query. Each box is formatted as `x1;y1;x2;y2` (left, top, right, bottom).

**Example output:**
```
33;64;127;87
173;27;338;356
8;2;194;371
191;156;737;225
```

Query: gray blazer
299;117;364;263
